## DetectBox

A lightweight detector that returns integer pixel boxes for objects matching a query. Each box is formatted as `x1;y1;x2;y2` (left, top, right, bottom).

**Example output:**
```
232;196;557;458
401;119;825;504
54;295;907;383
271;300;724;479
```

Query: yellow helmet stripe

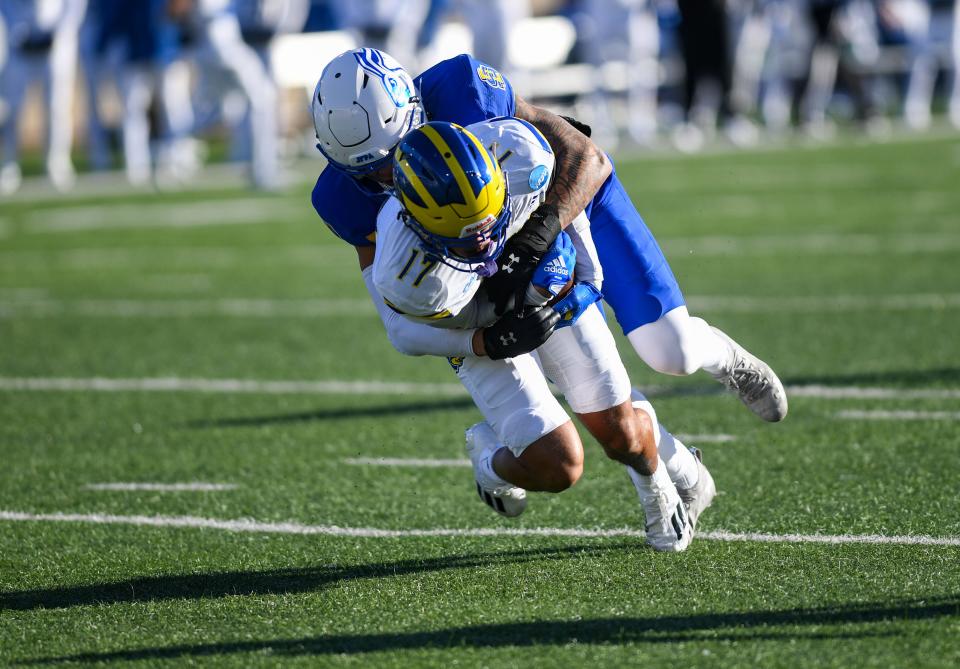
397;157;440;216
420;124;482;209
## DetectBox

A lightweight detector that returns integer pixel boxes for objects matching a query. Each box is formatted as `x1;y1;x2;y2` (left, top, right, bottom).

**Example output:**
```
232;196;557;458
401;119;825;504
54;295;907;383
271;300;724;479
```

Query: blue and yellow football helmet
393;122;511;273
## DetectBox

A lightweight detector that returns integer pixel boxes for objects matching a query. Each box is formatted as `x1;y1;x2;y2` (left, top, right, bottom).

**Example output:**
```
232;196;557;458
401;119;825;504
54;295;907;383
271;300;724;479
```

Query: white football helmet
311;48;424;175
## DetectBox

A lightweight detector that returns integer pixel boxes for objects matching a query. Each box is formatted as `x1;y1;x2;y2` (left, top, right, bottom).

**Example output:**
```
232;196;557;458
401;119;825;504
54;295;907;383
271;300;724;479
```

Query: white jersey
373;117;557;329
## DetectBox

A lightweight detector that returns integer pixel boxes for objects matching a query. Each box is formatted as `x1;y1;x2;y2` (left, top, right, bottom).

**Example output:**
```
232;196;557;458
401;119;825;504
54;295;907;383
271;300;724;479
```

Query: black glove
559;115;592;138
482;307;561;360
483;203;562;316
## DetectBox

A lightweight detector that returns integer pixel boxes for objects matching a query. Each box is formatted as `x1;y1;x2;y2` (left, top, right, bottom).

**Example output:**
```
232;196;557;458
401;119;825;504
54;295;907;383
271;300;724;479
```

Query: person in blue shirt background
311;48;788;424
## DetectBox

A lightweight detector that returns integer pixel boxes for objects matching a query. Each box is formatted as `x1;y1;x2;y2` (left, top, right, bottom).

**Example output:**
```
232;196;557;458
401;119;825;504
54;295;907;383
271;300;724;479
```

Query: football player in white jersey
370;119;714;551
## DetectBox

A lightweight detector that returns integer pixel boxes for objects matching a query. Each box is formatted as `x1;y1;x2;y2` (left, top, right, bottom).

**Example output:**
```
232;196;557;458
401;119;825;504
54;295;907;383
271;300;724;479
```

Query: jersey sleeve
310;168;384;247
416;54;516;125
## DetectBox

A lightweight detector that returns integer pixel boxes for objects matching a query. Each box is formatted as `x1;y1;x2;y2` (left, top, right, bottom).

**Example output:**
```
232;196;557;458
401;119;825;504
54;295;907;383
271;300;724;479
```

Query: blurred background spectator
1;0;958;194
1;0;86;194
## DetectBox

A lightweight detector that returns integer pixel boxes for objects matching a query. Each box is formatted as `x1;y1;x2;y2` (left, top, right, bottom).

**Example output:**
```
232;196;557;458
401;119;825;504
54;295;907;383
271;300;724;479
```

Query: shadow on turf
0;543;635;611
19;595;959;664
783;367;960;387
185;397;477;429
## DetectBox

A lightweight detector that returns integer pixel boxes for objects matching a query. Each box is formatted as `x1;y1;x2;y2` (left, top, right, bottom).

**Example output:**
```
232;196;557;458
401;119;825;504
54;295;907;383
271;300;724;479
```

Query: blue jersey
310;54;514;248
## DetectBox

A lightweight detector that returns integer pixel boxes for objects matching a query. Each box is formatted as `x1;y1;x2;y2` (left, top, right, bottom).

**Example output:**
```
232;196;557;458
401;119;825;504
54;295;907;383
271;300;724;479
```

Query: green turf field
1;135;959;667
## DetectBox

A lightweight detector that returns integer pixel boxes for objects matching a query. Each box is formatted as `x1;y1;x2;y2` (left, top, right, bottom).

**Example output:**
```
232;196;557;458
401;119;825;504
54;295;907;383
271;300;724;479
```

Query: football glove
482;307;561;360
529;232;575;302
552;282;603;329
484;203;562;316
559;115;592;138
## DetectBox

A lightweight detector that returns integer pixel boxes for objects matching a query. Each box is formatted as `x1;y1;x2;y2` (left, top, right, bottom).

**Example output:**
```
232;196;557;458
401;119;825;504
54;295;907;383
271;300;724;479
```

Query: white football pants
454;304;631;456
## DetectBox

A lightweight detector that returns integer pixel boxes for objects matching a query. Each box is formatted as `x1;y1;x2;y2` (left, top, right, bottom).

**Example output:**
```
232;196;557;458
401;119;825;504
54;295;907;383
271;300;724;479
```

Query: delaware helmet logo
447;356;465;372
477;65;506;91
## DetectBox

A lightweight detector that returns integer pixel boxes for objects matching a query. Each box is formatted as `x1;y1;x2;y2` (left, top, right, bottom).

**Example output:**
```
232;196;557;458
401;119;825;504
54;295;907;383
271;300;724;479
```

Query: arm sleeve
362;265;477;358
567;212;603;290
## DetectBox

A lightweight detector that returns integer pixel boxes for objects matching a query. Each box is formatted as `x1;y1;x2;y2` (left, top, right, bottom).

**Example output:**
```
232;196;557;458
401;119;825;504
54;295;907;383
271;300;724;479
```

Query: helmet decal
354;48;412;108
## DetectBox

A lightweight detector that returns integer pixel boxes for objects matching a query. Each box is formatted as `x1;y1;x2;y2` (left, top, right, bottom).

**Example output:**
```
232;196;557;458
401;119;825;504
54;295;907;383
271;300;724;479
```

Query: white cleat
465;422;527;518
677;447;716;530
628;466;692;552
0;162;22;196
711;327;788;422
47;158;76;193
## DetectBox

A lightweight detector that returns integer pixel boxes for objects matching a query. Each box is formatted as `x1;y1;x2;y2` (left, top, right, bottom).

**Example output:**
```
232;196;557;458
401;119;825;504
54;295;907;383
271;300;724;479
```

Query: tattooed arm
514;95;612;229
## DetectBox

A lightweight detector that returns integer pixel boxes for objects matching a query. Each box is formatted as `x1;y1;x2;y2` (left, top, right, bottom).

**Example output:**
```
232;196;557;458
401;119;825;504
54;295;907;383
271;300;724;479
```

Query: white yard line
790;386;960;400
1;376;958;402
84;482;238;491
686;293;960;313
0;246;349;270
2;293;959;318
661;233;960;256
837;410;960;421
0;510;957;546
0;376;468;396
22;200;302;233
344;458;472;468
0;298;374;318
675;434;737;443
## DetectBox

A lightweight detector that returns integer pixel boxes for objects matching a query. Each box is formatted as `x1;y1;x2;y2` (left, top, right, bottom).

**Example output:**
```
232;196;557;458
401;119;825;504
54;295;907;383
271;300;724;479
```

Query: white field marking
686;293;960;313
2;377;960;402
135;274;213;294
790;386;960;400
0;298;374;318
837;410;960;421
0;288;49;300
85;482;238;491
662;232;960;257
1;510;958;546
0;376;468;396
0;246;350;271
22;199;303;233
3;293;960;319
343;457;472;468
675;434;736;443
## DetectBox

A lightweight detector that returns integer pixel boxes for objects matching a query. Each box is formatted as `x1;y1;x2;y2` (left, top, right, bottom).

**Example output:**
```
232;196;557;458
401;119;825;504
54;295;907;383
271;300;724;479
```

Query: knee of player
599;412;653;460
650;341;701;376
629;321;704;376
543;453;583;493
531;424;584;492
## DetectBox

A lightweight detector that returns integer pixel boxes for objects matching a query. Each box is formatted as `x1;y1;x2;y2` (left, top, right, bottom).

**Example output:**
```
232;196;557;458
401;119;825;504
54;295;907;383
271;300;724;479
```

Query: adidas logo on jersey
543;255;569;276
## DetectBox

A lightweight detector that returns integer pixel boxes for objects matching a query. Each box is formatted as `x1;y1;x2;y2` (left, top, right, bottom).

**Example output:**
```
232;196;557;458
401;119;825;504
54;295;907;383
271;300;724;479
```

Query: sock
478;448;511;489
468;422;512;489
657;426;700;491
627;455;674;496
691;317;734;377
631;390;700;491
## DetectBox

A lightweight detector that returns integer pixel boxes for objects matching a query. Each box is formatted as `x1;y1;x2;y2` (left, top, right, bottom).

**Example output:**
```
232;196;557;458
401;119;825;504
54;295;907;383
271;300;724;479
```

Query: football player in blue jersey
310;47;787;423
